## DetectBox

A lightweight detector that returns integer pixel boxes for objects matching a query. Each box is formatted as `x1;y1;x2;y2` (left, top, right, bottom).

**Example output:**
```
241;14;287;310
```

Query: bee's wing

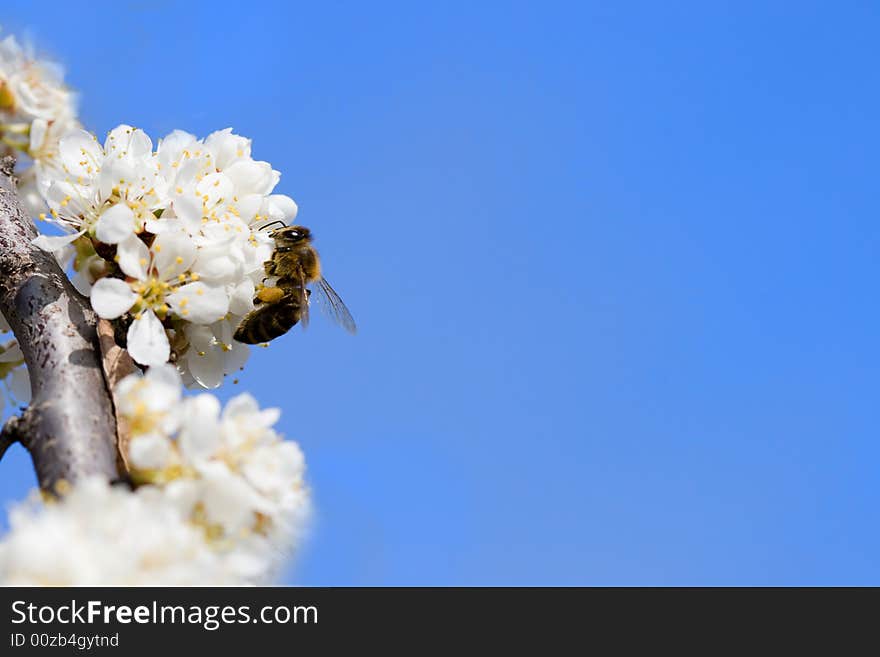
293;270;310;331
297;285;310;331
311;277;357;334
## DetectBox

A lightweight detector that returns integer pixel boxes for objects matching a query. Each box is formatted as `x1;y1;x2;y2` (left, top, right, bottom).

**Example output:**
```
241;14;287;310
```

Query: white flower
89;230;229;366
114;364;182;435
0;34;74;123
115;370;310;567
0;371;313;585
155;127;297;236
31;124;300;385
0;478;249;585
180;320;249;389
37;125;164;242
0;31;79;220
20;116;82;211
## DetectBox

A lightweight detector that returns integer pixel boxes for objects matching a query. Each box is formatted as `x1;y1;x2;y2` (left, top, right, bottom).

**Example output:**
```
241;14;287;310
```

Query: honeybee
233;225;356;344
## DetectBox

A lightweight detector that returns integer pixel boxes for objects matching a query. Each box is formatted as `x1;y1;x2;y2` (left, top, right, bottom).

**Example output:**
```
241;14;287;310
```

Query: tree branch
0;157;121;490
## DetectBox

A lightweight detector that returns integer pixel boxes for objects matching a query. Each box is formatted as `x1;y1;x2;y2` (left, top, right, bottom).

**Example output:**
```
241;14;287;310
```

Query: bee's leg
255;286;285;305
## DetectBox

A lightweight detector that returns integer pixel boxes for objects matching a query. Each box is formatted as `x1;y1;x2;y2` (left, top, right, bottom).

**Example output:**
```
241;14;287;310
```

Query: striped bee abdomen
233;300;303;345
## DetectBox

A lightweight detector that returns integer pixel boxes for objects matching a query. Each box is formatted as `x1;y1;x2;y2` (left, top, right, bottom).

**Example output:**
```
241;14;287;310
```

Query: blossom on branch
0;31;79;216
0;366;310;585
0;478;250;585
32;124;299;387
0;28;321;587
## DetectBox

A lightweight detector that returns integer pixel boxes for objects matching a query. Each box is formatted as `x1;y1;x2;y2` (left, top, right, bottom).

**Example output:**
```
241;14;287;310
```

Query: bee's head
271;225;311;245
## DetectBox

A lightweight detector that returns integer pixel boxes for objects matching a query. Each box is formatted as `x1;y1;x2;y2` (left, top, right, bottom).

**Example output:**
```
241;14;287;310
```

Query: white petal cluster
126;364;310;574
0;31;79;216
0;30;318;587
0;366;311;585
0;478;251;585
33;124;298;387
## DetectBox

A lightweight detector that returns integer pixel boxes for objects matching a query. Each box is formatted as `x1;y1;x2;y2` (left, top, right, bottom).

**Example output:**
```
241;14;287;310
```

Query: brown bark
0;157;121;490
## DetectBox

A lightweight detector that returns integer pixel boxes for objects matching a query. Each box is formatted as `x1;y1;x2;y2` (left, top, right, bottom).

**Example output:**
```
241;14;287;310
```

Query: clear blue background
1;0;879;585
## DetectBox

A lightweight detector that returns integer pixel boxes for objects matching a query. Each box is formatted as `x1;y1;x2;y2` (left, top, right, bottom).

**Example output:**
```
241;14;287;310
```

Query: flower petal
58;129;102;179
178;394;222;461
104;125;152;159
228;279;255;316
90;277;137;319
127;310;170;366
204;128;251;169
224;160;278;196
170;194;203;230
146;362;183;392
95;203;136;244
222;341;250;375
185;349;224;389
157;129;198;169
129;433;173;470
31;230;83;253
116;233;150;279
167;283;229;324
153;230;196;279
196;461;269;533
266;194;298;222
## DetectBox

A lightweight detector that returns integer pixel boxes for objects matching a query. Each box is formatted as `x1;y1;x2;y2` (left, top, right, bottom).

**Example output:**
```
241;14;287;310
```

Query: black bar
0;587;872;650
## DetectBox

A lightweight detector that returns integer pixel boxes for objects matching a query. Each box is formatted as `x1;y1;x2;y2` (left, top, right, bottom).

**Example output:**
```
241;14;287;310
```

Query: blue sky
2;1;880;584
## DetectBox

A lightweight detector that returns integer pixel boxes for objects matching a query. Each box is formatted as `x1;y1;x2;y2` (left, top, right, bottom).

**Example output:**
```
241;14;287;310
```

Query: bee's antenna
259;220;287;232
